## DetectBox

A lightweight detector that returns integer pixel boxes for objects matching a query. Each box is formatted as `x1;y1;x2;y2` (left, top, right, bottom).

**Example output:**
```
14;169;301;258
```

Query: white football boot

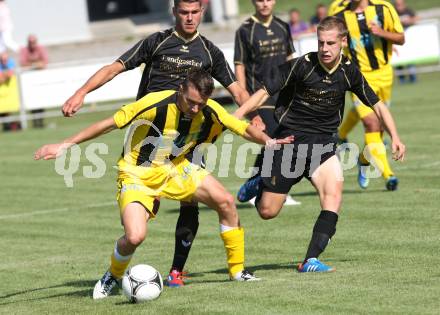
93;271;120;299
231;269;261;282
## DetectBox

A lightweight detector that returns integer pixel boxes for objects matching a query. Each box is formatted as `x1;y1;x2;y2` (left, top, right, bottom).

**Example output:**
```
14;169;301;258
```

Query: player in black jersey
236;16;406;273
234;0;295;135
61;0;264;288
234;0;300;206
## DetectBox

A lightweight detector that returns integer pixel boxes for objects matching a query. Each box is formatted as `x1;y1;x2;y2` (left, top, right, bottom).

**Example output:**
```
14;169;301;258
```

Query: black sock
304;210;339;262
248;148;264;180
171;205;199;271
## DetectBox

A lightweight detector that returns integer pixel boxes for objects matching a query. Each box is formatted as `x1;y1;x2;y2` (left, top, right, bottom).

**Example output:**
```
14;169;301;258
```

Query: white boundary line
0;201;116;220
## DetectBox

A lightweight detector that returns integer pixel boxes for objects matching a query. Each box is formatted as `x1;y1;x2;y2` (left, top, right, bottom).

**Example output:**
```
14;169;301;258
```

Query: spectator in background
394;0;418;83
309;3;327;32
0;51;20;131
288;8;310;40
395;0;418;27
0;50;13;83
20;34;48;70
19;34;48;128
0;0;19;53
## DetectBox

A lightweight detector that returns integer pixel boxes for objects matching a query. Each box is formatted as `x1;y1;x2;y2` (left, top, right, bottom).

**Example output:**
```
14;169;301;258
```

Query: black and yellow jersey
234;15;295;105
329;0;403;72
118;28;236;100
264;52;379;134
328;0;350;15
113;90;249;167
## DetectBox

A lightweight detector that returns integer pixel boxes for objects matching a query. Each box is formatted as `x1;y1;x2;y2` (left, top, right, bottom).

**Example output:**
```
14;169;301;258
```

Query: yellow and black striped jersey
113;90;249;167
328;0;350;16
329;0;403;72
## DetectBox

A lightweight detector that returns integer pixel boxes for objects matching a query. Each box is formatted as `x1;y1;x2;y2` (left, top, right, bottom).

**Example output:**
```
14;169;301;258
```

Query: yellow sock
365;132;394;179
220;227;245;277
109;249;132;279
339;108;359;140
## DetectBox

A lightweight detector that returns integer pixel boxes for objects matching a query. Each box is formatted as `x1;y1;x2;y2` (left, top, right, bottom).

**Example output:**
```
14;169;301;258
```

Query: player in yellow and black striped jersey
329;0;405;191
114;90;245;170
330;0;403;73
113;88;250;215
61;0;266;288
36;69;294;297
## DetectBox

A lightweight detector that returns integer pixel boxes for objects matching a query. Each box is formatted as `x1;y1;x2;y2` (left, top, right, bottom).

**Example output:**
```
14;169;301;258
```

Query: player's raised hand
276;135;294;145
34;143;66;160
265;136;294;149
391;139;406;161
62;91;86;117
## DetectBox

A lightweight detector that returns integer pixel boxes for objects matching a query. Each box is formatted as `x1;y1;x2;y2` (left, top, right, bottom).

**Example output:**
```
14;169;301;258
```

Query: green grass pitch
1;72;439;314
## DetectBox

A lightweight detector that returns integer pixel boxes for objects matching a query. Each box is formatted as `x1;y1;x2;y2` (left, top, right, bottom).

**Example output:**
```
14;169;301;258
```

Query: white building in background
8;0;91;46
7;0;239;47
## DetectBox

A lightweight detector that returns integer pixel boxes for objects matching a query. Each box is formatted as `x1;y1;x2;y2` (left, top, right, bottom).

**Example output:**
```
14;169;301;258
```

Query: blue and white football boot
298;258;335;273
237;176;262;203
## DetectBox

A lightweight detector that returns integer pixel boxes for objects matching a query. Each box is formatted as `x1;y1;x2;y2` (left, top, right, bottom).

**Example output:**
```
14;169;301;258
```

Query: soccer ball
122;264;163;303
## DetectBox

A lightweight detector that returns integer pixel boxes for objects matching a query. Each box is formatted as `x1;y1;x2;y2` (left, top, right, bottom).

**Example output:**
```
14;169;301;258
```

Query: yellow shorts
116;158;209;218
352;67;393;118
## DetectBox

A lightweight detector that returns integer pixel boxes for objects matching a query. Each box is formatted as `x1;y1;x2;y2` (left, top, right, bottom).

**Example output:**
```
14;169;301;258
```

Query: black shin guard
171;205;199;271
304;210;339;262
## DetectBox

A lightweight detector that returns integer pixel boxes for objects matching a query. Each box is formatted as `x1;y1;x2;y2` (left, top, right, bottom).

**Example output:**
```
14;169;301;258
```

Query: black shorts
261;130;337;194
258;106;278;137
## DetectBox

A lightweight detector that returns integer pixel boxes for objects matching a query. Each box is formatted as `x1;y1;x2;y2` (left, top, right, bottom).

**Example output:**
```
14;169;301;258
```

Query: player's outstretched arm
233;89;269;119
373;101;406;161
34;117;117;160
62;62;125;117
241;124;294;147
227;81;265;130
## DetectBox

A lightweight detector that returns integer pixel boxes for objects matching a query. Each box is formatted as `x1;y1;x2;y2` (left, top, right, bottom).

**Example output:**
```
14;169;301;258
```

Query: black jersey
118;28;236;100
265;52;380;134
234;16;295;106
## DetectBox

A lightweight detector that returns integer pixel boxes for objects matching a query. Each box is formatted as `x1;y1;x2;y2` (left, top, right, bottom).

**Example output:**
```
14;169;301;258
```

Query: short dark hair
173;0;202;7
182;69;214;98
317;16;348;38
289;8;300;14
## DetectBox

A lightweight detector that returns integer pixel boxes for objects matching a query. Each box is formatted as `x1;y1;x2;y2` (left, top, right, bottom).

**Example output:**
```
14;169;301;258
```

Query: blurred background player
288;8;311;40
394;0;418;84
329;0;405;191
309;3;328;32
61;0;263;288
234;0;300;206
19;34;48;128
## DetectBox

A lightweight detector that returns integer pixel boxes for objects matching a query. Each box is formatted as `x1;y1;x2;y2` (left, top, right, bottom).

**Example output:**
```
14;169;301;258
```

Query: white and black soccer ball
122;264;163;303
